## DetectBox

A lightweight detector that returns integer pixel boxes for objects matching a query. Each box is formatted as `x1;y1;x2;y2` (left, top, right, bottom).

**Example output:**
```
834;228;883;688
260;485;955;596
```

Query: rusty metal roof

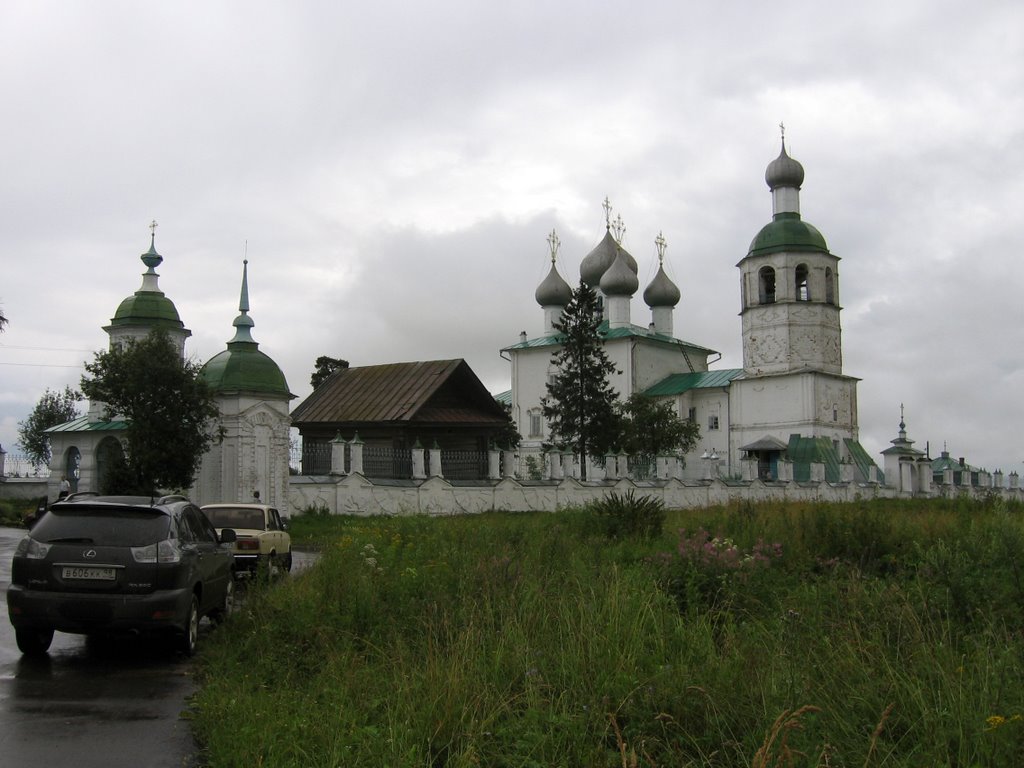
290;359;508;427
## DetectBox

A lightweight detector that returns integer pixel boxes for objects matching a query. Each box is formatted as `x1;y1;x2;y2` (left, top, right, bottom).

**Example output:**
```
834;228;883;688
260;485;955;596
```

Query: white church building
503;139;878;483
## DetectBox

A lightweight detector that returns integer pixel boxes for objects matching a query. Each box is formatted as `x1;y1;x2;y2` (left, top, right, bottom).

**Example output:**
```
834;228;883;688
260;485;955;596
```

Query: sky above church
2;0;1022;474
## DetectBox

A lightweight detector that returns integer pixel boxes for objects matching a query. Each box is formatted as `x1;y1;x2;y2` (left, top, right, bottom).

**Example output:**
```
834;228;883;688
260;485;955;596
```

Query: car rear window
203;507;266;530
31;507;171;547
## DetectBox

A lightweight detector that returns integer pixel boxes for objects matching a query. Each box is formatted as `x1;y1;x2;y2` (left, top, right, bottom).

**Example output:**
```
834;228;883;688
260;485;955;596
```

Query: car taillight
236;538;260;551
132;539;182;564
15;537;50;560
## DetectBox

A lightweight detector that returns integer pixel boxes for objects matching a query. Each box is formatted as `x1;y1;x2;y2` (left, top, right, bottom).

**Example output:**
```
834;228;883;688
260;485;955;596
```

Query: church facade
504;140;878;482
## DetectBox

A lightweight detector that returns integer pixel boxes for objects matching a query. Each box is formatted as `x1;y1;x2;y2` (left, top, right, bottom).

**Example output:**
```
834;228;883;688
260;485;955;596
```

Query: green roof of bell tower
107;227;190;335
747;212;830;256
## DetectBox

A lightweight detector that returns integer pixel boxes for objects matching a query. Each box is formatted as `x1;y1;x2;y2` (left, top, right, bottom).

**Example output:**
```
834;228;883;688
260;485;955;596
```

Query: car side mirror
281;519;289;531
219;528;237;544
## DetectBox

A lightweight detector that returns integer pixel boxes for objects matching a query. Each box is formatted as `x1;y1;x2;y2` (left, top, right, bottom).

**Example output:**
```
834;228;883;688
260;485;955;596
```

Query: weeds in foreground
193;499;1024;767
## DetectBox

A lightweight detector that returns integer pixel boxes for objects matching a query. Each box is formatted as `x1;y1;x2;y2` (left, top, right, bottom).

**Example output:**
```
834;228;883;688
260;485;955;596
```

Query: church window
688;407;697;423
796;264;809;301
825;267;835;305
758;267;776;304
528;409;543;438
708;415;720;431
833;404;838;422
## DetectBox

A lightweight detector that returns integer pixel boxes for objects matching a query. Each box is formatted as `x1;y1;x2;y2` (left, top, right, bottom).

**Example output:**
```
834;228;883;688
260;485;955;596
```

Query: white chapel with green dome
45;231;294;506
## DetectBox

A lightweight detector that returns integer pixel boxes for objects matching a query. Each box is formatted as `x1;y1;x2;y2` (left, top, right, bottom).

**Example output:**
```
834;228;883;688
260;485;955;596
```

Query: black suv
7;494;237;656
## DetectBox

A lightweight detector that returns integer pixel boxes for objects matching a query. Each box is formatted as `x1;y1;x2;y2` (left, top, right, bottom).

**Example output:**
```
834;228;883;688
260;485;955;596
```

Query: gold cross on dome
612;214;626;245
602;196;612;229
655;231;667;262
779;122;786;141
149;219;158;236
546;229;560;262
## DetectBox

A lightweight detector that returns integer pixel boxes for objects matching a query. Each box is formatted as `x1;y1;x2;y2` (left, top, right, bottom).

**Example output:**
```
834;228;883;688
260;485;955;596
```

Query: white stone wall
286;474;1024;517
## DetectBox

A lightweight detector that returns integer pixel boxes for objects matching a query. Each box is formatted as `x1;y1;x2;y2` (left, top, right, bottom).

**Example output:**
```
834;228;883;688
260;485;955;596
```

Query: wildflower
986;715;1007;731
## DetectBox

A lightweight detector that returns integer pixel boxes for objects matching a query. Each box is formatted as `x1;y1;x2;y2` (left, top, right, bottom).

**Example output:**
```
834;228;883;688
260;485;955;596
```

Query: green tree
541;281;621;479
310;355;349;390
80;330;220;494
0;304;7;333
617;393;700;462
495;400;522;449
17;386;82;469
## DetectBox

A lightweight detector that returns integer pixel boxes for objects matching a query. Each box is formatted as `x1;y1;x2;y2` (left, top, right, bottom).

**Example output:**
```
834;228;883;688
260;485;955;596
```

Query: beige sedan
201;503;292;577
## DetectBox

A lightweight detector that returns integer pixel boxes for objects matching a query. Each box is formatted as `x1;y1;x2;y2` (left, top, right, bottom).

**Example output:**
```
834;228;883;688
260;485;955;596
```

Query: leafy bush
0;498;38;527
586;489;665;539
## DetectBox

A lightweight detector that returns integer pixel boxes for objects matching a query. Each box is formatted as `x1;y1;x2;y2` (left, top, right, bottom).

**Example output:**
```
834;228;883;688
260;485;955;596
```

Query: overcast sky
2;0;1022;474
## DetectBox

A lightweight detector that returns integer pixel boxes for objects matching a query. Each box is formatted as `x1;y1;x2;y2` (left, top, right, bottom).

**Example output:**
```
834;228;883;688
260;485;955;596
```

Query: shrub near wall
192;498;1024;767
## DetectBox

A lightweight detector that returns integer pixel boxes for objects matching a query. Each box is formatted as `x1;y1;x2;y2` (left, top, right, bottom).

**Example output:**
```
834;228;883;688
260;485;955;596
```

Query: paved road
0;525;316;768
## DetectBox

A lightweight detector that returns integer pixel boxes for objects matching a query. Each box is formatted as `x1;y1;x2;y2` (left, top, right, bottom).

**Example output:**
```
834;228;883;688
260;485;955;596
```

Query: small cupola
201;260;293;400
643;232;680;335
600;242;638;328
104;220;191;356
580;198;637;288
535;230;572;335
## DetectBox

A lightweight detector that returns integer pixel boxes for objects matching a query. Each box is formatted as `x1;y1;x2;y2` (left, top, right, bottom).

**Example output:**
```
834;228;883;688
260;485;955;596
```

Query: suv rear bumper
7;584;193;635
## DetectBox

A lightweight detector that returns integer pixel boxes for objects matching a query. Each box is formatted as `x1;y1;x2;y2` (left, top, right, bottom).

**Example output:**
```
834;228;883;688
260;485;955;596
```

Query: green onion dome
109;236;187;332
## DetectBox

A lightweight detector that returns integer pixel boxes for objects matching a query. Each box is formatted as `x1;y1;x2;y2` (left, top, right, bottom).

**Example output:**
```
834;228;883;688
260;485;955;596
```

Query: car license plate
62;566;116;581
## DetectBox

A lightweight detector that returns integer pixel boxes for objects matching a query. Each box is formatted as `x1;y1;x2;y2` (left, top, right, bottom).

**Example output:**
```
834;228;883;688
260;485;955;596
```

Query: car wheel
16;627;54;656
210;578;234;625
282;550;293;572
179;595;199;656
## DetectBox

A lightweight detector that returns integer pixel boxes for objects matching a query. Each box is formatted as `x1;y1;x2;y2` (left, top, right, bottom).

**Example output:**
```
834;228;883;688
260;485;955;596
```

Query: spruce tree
541;281;621;479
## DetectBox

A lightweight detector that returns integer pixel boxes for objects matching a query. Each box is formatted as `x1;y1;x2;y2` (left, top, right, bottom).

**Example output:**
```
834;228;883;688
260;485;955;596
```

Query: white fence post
349;434;364;476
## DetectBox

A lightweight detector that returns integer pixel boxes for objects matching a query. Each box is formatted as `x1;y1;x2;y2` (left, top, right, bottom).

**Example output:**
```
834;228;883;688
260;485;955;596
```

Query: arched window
795;263;810;301
825;267;835;305
64;447;81;493
758;266;776;304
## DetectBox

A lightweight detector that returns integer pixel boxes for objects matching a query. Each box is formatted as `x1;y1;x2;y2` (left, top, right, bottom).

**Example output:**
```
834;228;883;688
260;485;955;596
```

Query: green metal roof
109;291;185;330
201;341;293;398
502;321;716;356
45;415;129;433
642;369;744;396
787;434;842;482
747;212;829;257
493;389;512;407
844;438;882;484
786;434;881;483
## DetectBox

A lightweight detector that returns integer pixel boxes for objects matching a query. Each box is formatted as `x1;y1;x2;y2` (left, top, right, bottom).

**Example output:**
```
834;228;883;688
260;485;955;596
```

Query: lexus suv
201;503;292;577
7;494;237;656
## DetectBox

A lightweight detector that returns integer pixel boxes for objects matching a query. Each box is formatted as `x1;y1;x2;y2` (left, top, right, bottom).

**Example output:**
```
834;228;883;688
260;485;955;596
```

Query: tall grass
192;498;1024;766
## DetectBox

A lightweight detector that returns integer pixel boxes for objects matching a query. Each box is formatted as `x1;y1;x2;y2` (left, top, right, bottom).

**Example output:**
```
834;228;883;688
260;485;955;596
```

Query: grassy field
190;496;1024;766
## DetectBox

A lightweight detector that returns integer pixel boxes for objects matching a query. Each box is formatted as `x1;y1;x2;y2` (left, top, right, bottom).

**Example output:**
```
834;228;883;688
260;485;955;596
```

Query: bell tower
737;132;842;376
